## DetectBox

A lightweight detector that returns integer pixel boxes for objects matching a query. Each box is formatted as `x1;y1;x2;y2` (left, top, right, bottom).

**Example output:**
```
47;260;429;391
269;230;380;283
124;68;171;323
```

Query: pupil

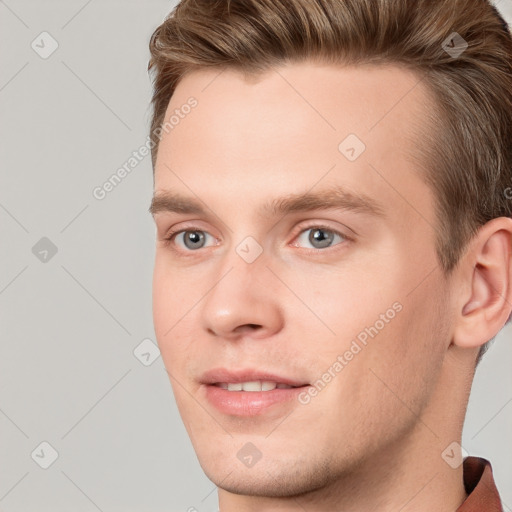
310;228;333;249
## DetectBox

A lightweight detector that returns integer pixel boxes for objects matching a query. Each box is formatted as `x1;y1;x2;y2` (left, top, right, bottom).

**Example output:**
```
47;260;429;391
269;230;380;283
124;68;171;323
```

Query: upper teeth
217;381;294;391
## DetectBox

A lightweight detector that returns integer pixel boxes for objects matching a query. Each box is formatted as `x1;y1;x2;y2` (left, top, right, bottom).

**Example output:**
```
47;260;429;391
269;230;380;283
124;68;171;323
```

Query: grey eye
309;228;335;248
180;230;207;250
296;227;345;250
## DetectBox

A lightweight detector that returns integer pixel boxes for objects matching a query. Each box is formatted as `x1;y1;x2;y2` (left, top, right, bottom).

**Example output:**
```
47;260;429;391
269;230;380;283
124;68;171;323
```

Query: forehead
154;62;434;226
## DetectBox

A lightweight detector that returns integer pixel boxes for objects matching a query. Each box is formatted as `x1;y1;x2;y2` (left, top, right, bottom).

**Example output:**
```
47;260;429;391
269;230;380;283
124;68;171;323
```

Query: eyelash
161;223;352;255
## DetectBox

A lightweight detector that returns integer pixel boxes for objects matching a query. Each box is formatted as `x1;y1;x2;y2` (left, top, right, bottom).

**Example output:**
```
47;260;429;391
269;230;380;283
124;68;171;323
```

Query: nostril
236;323;262;333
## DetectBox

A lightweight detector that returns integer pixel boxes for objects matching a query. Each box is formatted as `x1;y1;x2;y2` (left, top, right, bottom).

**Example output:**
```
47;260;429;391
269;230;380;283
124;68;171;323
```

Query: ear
452;217;512;350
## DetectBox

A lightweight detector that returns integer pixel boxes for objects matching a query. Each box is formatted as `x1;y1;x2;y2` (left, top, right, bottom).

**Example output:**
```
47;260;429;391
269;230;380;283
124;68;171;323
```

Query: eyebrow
149;186;386;219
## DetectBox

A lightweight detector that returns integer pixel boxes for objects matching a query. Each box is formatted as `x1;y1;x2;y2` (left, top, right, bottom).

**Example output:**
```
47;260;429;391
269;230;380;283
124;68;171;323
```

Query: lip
200;367;309;387
200;367;311;416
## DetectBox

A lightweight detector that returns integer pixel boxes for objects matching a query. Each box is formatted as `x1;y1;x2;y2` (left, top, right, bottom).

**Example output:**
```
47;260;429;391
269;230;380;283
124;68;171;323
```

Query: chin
210;471;309;498
200;453;338;499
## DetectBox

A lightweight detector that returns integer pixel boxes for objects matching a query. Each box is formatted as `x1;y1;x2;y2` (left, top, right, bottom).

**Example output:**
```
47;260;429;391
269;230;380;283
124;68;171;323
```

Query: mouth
212;380;302;391
200;368;311;416
200;367;309;388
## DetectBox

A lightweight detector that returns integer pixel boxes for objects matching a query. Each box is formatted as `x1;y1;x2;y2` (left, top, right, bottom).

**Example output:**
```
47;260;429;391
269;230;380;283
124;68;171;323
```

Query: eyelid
162;220;218;241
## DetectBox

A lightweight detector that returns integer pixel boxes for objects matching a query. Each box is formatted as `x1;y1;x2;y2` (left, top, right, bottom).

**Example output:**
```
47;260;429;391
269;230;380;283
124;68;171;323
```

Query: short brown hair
147;0;512;362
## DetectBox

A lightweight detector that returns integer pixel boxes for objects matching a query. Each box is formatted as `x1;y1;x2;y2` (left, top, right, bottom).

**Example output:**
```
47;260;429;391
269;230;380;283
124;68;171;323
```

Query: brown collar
456;457;503;511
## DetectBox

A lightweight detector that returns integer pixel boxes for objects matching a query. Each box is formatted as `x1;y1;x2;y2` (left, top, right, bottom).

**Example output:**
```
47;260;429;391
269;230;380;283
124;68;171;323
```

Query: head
147;0;512;502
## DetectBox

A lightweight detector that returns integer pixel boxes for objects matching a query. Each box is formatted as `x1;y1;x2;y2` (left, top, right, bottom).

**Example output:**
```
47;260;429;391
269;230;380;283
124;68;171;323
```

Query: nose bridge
199;240;283;338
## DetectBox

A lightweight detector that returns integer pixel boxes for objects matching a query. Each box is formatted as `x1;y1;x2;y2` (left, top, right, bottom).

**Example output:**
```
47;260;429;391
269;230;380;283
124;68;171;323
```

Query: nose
200;254;285;340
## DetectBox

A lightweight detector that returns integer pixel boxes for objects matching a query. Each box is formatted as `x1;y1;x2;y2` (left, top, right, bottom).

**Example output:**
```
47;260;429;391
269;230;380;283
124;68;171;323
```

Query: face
151;62;452;498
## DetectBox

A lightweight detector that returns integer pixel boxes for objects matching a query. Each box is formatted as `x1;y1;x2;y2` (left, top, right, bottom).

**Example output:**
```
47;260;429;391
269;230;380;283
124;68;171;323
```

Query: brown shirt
457;457;503;511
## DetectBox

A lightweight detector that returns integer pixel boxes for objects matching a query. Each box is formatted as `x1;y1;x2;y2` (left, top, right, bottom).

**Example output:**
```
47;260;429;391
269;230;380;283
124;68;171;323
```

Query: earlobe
453;218;512;349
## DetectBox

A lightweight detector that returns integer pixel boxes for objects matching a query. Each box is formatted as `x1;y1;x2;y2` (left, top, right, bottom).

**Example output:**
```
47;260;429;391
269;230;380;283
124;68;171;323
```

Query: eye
294;226;347;250
168;229;216;251
162;225;349;253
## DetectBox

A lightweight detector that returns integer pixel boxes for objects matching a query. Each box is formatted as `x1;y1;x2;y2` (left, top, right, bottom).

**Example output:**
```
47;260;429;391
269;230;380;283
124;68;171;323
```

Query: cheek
152;262;171;338
152;259;188;363
298;258;447;401
351;275;449;419
283;263;401;350
311;291;448;459
152;256;193;333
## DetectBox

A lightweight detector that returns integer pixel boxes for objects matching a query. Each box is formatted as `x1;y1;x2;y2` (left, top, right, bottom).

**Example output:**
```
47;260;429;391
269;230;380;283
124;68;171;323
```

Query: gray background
0;1;511;510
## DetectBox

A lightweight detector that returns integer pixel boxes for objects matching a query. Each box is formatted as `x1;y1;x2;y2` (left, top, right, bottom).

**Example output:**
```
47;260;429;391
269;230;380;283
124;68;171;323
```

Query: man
147;0;511;510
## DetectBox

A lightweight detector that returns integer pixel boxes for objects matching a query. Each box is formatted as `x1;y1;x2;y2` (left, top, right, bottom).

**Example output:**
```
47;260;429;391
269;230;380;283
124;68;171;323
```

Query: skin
150;62;512;511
